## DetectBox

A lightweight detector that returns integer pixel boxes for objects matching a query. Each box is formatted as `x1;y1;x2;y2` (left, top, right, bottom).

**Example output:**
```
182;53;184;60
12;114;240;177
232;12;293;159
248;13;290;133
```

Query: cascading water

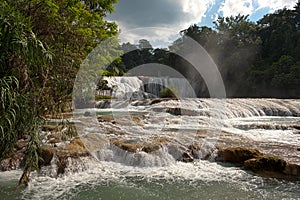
1;95;300;199
102;76;196;98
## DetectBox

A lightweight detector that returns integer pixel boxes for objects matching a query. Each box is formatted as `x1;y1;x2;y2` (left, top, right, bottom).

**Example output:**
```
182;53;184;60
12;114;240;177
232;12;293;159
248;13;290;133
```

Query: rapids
1;96;300;199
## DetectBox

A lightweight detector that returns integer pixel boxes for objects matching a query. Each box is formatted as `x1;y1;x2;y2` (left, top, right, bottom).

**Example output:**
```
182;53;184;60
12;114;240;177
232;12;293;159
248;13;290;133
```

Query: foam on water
18;158;300;200
2;98;298;199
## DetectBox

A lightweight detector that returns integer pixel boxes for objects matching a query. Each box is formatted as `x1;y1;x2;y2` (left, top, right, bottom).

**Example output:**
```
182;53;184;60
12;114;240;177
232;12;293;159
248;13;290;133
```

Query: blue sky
107;0;298;47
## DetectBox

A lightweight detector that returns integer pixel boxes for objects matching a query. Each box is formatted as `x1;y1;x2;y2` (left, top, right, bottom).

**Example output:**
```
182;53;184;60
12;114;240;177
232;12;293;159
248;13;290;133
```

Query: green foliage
95;95;112;100
160;86;179;98
0;76;20;160
0;76;42;185
117;5;300;98
58;119;78;141
0;0;119;185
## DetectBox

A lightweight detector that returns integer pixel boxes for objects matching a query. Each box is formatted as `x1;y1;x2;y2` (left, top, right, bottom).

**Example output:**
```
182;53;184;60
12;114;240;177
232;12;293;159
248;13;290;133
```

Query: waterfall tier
102;76;196;98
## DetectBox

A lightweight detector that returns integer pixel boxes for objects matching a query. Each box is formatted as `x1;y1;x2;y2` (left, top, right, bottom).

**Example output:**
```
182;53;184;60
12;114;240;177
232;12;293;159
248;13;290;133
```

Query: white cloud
219;0;254;17
219;0;298;18
107;0;215;47
108;0;299;47
256;0;297;11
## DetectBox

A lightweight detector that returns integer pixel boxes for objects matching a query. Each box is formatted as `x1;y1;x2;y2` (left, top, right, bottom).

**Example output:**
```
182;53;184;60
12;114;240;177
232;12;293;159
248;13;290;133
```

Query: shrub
160;86;179;98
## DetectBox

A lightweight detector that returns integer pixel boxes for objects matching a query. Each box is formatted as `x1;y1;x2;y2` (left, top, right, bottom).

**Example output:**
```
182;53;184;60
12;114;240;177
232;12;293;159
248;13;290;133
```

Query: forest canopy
0;0;119;184
114;3;300;98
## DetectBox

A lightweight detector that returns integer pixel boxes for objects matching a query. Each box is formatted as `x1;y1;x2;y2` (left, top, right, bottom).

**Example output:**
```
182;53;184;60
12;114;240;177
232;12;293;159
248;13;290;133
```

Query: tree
0;0;119;184
11;0;119;114
0;1;52;185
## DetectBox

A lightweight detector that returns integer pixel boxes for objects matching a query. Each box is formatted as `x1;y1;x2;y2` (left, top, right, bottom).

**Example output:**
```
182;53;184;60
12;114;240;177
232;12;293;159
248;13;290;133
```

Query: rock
244;156;287;172
84;111;91;117
141;145;160;153
131;116;144;127
63;138;88;155
49;139;62;144
97;115;114;122
55;138;90;175
216;147;262;163
165;107;199;116
0;138;30;171
56;157;68;175
178;152;194;162
0;157;21;171
95;100;111;108
111;139;142;153
110;138;169;154
150;98;168;105
166;107;181;115
283;163;300;176
40;146;55;166
47;133;62;144
187;144;200;159
42;125;63;132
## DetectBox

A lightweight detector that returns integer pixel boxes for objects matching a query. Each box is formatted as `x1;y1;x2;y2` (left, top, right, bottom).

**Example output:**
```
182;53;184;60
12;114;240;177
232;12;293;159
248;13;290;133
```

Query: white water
103;76;196;98
1;98;300;199
2;157;299;199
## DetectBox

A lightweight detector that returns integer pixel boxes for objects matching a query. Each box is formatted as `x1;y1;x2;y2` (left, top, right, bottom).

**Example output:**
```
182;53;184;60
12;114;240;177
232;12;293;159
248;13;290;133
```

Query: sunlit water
1;160;300;200
1;99;300;199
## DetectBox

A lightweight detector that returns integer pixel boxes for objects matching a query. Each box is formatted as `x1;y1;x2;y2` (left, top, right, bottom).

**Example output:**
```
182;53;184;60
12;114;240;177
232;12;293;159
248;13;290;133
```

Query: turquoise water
1;161;300;200
1;100;300;199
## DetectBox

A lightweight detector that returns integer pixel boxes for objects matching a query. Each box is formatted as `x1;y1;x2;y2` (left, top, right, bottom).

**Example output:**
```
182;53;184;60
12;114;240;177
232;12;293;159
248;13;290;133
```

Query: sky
107;0;299;48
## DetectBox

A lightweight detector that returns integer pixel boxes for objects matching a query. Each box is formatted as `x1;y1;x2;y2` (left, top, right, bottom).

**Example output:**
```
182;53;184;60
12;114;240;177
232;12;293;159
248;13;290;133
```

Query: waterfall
148;98;300;118
141;76;196;98
103;76;144;98
102;76;195;98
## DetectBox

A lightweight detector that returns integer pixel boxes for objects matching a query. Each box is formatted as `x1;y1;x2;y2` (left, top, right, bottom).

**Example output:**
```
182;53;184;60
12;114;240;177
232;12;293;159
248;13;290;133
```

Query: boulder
63;138;89;155
111;139;142;153
283;163;300;176
42;125;63;132
178;152;194;163
244;156;287;172
110;137;170;154
217;147;262;163
40;146;55;166
55;138;90;175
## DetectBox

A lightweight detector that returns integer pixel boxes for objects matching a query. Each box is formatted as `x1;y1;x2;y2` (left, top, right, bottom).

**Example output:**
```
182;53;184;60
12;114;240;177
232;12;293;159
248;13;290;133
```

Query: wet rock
42;125;63;132
40;146;55;166
0;138;29;171
216;147;262;163
97;115;114;122
0;156;22;171
141;145;160;153
95;100;111;108
166;107;199;116
166;107;181;115
55;138;90;175
111;139;142;153
47;133;62;144
178;152;194;162
84;111;91;117
244;156;287;172
150;98;169;105
293;124;300;130
63;138;88;155
128;115;145;127
110;138;169;154
283;163;300;176
188;144;201;159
